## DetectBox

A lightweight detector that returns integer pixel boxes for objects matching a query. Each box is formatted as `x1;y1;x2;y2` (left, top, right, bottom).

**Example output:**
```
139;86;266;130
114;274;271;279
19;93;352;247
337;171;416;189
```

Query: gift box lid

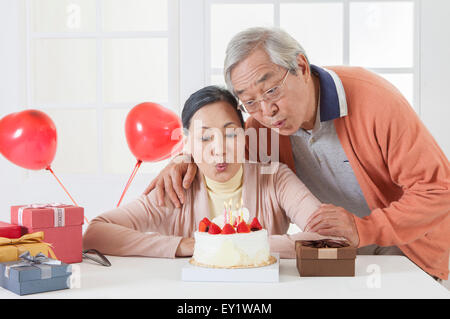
11;205;84;229
295;240;356;260
0;259;71;282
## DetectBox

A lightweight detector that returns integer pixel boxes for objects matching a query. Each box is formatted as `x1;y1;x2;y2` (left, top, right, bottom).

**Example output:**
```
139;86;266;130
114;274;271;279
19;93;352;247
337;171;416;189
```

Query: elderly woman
82;86;332;258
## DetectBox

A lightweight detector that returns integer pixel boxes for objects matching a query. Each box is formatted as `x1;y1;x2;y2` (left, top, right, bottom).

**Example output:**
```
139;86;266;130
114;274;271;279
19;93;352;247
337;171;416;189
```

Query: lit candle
223;202;227;225
240;197;244;223
227;207;230;224
235;202;240;224
228;199;233;224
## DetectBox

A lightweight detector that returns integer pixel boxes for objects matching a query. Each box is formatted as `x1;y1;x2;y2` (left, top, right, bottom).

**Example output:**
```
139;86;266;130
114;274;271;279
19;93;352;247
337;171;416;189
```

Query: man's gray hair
224;27;309;95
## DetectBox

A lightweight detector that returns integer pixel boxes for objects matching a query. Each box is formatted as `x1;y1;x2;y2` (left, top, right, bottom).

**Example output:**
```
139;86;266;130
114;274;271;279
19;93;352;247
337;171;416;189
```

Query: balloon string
117;160;142;208
46;166;90;225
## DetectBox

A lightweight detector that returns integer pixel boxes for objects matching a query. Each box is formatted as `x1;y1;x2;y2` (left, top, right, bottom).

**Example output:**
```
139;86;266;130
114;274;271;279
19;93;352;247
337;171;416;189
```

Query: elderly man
144;27;449;280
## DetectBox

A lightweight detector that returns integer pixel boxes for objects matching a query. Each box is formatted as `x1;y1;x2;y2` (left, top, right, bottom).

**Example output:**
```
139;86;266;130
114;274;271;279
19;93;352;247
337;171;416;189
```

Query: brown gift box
295;240;356;277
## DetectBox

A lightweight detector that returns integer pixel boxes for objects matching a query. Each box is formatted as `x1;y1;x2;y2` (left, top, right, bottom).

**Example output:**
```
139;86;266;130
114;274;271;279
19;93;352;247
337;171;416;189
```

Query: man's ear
295;54;310;77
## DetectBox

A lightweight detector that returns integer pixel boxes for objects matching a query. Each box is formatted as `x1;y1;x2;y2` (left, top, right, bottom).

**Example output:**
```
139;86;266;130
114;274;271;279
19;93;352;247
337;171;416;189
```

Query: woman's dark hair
181;85;245;129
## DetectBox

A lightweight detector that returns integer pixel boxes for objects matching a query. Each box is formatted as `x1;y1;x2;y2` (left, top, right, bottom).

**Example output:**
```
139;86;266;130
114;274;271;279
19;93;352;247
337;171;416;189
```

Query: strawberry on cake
190;216;277;268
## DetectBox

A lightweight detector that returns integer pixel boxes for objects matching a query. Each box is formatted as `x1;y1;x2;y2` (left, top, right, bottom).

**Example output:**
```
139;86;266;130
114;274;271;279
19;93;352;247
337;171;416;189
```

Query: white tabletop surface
1;255;448;299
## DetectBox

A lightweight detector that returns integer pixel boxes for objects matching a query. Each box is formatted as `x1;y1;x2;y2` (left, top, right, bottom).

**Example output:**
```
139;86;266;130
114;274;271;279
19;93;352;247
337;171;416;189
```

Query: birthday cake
190;210;276;269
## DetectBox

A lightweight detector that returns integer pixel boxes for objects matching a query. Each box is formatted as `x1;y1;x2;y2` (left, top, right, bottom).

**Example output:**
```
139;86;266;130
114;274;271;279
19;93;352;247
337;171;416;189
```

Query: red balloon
0;109;57;170
125;102;183;162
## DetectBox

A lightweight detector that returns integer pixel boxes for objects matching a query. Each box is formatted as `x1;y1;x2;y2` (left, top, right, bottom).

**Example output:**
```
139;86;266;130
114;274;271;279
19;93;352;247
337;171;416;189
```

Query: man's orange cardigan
246;66;450;280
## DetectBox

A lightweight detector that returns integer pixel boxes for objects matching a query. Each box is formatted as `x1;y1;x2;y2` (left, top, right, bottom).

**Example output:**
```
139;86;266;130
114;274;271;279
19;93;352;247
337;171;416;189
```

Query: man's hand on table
142;154;198;208
304;204;360;247
176;237;195;257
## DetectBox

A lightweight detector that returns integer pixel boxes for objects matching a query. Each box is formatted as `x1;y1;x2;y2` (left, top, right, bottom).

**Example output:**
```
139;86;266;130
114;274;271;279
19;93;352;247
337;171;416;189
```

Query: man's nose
260;100;278;117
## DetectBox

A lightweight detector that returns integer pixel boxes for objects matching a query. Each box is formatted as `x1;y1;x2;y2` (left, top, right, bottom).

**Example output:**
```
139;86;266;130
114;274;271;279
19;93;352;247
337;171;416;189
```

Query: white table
0;255;448;299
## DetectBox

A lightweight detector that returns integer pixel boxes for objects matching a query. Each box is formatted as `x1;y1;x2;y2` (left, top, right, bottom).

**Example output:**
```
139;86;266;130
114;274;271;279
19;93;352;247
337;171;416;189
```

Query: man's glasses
238;69;291;114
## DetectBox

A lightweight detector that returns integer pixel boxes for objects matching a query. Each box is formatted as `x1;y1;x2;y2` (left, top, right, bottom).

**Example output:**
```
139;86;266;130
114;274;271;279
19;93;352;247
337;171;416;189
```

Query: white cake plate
181;253;279;283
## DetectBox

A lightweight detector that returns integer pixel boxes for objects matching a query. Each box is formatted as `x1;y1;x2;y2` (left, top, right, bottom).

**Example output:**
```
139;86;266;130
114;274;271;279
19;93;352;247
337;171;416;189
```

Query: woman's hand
176;237;195;257
142;154;198;208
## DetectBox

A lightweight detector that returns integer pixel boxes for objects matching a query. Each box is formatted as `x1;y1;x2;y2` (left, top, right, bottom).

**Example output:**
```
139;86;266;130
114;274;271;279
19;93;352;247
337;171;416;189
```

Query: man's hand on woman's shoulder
143;154;198;208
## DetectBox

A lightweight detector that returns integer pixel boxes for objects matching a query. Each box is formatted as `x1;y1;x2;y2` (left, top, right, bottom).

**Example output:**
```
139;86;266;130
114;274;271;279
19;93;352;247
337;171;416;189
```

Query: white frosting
192;229;270;268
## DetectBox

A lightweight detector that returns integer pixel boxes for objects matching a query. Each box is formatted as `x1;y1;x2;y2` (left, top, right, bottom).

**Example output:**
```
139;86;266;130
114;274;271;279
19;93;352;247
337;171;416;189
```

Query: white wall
0;0;29;222
420;0;450;157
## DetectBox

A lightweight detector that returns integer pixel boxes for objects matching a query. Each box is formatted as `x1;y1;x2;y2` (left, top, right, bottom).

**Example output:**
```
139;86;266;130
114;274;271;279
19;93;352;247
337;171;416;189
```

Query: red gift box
0;221;24;239
11;204;84;263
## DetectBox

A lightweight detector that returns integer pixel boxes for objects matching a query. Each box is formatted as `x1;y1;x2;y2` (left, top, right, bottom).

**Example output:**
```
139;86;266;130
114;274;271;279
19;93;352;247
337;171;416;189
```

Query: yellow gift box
0;231;57;262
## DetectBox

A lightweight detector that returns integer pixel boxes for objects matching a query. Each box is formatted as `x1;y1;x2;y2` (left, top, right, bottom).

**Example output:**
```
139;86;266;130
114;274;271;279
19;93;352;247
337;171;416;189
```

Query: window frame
25;0;180;177
199;0;420;113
